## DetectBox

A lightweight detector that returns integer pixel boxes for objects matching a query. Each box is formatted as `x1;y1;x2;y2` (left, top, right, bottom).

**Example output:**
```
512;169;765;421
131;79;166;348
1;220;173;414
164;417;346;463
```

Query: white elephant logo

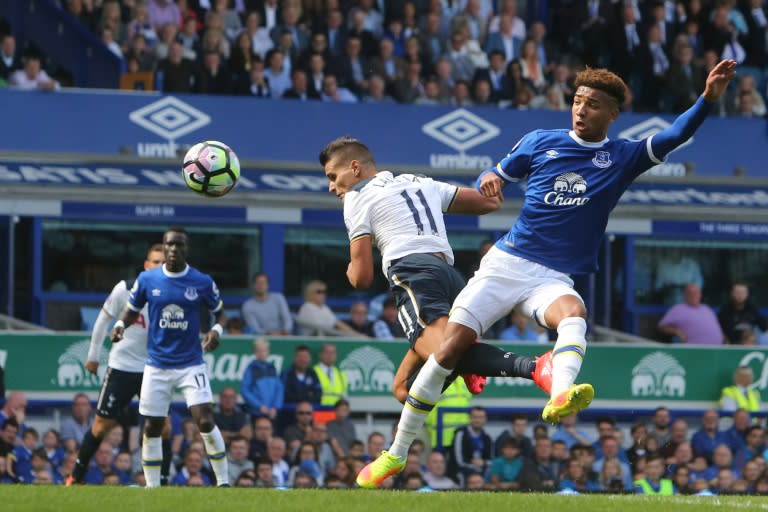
630;351;686;398
55;339;108;388
340;346;395;393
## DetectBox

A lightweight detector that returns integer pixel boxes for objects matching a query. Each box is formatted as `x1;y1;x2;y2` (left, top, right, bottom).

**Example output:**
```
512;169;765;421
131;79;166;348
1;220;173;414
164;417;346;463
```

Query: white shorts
139;363;213;417
450;246;584;335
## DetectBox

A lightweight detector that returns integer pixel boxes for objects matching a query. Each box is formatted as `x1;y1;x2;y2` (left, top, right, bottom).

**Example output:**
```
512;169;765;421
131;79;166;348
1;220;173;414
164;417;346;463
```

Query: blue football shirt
493;129;660;274
127;264;223;369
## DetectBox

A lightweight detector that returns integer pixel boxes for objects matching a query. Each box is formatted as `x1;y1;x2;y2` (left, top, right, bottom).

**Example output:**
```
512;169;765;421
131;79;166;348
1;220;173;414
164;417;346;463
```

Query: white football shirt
89;280;149;373
343;171;459;275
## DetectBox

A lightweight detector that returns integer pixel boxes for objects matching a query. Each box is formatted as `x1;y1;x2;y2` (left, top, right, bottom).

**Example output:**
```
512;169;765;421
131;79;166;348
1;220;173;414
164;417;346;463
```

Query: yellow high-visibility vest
314;364;348;406
634;478;674;495
425;378;471;448
720;386;761;412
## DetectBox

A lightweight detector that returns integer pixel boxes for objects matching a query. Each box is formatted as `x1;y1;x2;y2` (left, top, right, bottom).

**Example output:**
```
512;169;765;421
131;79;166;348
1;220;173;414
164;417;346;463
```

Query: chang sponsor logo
422;109;499;170
544;172;590;206
159;304;189;330
54;339;108;388
129;97;211;158
630;351;686;397
339;346;395;392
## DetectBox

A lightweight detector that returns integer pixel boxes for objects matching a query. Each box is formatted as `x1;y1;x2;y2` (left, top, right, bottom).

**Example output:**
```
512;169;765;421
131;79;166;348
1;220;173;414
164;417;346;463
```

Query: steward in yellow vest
633;454;675;495
720;366;762;413
315;343;348;407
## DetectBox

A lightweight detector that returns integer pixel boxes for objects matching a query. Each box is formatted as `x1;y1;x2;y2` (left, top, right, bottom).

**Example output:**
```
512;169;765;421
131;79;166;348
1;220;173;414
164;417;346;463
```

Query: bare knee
92;417;117;438
191;405;215;433
434;323;476;369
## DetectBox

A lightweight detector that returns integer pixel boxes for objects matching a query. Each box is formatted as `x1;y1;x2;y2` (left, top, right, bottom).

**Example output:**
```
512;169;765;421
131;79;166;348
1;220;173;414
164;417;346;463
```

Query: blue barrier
0;89;766;177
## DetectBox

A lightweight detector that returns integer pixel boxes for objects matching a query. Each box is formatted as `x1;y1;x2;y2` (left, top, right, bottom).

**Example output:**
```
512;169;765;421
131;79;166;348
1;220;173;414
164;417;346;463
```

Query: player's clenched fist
479;171;504;200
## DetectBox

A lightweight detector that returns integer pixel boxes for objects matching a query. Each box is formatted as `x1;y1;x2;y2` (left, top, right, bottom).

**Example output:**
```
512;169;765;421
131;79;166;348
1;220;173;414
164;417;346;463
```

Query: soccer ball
182;141;241;197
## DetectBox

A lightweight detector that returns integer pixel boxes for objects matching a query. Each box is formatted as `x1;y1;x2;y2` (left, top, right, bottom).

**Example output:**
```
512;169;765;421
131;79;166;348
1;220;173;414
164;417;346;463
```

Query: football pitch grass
6;487;768;512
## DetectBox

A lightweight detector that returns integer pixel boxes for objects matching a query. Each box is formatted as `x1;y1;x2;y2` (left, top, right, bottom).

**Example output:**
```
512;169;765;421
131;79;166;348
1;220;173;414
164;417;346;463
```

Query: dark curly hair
574;68;628;107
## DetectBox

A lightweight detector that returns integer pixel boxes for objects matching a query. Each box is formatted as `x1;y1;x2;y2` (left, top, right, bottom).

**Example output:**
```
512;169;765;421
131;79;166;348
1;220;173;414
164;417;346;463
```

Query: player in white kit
318;136;553;488
67;244;170;485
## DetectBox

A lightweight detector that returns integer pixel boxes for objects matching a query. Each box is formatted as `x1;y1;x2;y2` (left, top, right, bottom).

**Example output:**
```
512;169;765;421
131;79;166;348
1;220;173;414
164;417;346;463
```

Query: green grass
4;487;768;512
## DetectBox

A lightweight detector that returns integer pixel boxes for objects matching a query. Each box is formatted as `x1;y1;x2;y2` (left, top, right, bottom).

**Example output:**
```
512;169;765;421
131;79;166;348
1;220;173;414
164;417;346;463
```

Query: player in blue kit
110;226;230;487
361;58;738;488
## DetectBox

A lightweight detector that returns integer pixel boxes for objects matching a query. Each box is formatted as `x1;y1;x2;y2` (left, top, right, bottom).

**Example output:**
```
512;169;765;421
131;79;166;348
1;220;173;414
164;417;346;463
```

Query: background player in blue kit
110;226;230;488
372;59;738;479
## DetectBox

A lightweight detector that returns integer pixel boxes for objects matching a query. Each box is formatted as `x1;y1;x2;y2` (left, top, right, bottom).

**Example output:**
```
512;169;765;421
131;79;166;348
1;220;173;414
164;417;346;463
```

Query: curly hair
574;68;628;107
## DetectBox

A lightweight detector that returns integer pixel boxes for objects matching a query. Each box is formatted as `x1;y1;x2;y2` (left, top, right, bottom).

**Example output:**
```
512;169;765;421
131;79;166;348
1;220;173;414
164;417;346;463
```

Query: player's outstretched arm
110;309;139;344
347;235;374;289
650;59;736;160
448;186;502;214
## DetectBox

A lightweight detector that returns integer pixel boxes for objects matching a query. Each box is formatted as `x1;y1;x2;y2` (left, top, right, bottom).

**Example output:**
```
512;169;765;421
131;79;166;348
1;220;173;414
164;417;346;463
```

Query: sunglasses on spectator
297;410;313;415
315;289;327;294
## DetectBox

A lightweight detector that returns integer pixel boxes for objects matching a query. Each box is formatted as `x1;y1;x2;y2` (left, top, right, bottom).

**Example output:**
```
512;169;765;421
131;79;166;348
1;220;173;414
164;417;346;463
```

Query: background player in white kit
319;136;553;488
111;226;229;488
67;244;169;486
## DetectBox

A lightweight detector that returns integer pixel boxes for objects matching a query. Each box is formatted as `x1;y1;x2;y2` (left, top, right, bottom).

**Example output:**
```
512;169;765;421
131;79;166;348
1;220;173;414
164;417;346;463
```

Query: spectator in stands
313;343;349;407
633;453;674;495
172;448;212;486
518;436;559;492
156;40;200;93
11;427;38;483
282;400;315;450
270;4;308;53
718;281;766;345
213;386;250;444
251;457;273;487
487;437;522;490
452;406;493;483
724;408;751;456
126;2;158;48
372;296;406;339
0;391;27;440
550;412;591;451
148;0;181;32
658;418;688;460
296;280;360;336
326;399;356;458
499;307;542;342
345;302;374;337
741;459;762;492
369;37;405;86
0;34;21;81
98;1;127;48
362;73;395;103
41;430;65;471
648;406;672;446
230;36;258;86
199;50;233;94
658;283;724;344
241;338;283;421
65;0;98;33
283;68;320;100
594;435;633;490
559;456;601;492
494;414;533;459
720;366;762;413
124;34;158;72
421;451;457;490
282;345;322;407
198;25;231;60
306;422;335;474
60;393;93;452
211;0;242;42
287;440;324;487
691;409;730;463
392;59;423;103
734;425;765;472
237;56;271;97
242;11;273;60
83;441;116;484
9;53;60;91
484;14;522;65
267;436;289;486
248;415;272;461
320;73;359;103
226;434;254;484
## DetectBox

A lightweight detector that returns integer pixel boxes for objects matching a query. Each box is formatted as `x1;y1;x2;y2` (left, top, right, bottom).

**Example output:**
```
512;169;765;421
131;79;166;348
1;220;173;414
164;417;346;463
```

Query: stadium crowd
0;0;766;116
2;349;768;494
